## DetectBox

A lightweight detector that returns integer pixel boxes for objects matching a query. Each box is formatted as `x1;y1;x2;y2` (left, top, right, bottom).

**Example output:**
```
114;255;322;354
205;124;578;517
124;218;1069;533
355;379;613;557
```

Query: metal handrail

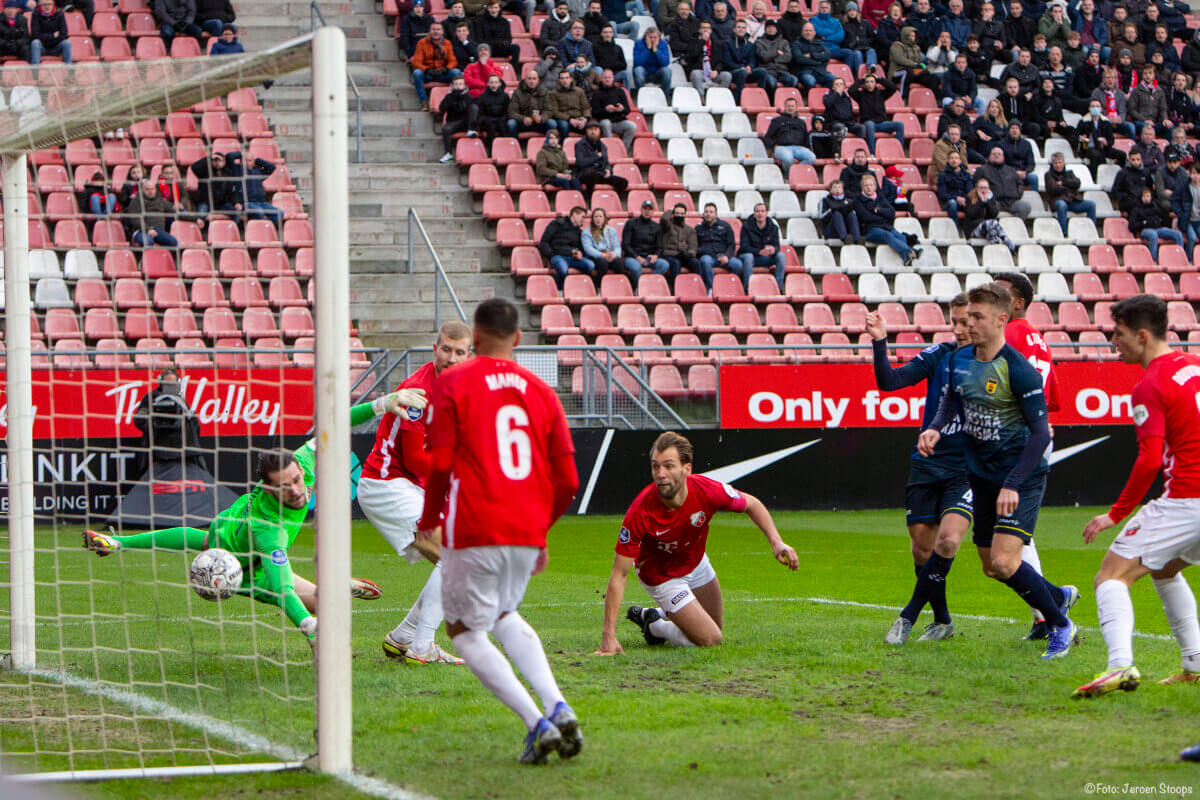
407;208;468;328
310;2;364;163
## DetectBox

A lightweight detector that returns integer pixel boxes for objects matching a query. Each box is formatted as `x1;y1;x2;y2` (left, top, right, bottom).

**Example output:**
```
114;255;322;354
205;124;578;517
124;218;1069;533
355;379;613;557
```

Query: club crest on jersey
690;511;706;527
1132;404;1149;426
270;549;288;565
407;405;423;422
985;378;998;395
618;526;630;544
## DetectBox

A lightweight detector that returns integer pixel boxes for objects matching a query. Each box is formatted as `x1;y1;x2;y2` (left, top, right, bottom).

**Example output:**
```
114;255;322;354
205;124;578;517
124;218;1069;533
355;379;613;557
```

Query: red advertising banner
719;361;1145;429
0;368;316;440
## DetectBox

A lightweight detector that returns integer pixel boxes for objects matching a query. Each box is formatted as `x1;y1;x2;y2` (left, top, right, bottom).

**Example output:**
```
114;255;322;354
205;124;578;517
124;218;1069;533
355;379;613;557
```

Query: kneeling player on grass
596;432;798;653
1072;295;1200;699
869;297;973;645
83;389;428;648
918;283;1080;660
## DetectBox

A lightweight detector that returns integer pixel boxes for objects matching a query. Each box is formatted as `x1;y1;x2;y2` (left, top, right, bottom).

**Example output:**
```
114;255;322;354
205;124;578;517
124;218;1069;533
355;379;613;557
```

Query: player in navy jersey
868;295;973;645
918;283;1080;660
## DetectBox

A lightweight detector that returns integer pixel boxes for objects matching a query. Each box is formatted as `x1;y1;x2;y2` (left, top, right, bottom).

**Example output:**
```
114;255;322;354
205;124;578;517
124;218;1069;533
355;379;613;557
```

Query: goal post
2;29;357;782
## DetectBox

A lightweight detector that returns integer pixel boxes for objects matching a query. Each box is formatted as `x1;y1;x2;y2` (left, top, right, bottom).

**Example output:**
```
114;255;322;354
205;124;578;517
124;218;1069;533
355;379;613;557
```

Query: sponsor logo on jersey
618;526;631;544
1124;523;1140;537
1132;404;1149;426
721;482;740;500
985;378;998;395
690;511;706;527
270;549;288;565
671;589;690;605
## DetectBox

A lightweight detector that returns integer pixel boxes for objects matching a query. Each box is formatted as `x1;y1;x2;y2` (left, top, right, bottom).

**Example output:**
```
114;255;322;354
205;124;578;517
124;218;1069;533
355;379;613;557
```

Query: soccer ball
189;549;243;601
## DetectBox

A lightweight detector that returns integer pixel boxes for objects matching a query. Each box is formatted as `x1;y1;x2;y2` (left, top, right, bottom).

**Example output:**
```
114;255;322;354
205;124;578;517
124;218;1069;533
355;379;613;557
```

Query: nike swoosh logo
1048;436;1109;466
700;440;821;484
653;529;670;537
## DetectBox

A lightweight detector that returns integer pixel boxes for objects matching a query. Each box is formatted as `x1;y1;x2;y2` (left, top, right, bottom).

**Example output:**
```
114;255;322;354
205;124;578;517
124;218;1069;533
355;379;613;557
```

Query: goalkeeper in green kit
83;388;429;646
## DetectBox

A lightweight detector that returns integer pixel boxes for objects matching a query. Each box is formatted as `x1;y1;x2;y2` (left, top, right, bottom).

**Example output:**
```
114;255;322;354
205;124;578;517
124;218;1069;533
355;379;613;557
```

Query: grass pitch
4;508;1200;799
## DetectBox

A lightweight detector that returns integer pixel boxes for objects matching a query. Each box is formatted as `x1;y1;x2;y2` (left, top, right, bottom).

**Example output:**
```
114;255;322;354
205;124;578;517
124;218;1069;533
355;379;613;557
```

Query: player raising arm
597;432;797;654
1072;295;1200;699
416;298;582;766
869;296;973;646
83;388;428;648
917;283;1080;660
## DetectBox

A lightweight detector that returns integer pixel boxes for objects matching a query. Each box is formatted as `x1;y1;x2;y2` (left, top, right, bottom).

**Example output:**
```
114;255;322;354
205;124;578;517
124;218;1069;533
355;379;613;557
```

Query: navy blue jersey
940;344;1050;487
872;340;965;481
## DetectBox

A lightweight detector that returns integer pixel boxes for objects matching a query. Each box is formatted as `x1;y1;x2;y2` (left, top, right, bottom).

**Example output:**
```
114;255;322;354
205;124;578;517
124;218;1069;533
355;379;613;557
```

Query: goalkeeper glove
372;388;427;417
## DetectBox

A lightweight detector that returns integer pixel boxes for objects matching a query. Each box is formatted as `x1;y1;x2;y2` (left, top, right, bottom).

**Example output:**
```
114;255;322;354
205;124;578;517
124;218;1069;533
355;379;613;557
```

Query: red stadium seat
162;308;200;341
170;36;202;58
707;332;744;364
1104;218;1138;246
53;339;91;370
101;139;137;166
540;304;578;337
151;277;189;309
1072;273;1110;302
241;307;281;339
267;276;306;308
245;219;282;248
470;163;503;192
98;36;133;61
820;273;857;302
729;303;765;334
1088;244;1121;273
555;334;586;367
134;35;168;59
1169;301;1200;331
785;273;820;302
631;138;667;165
165;111;200;139
173;337;213;367
525;274;560;307
53;219;89;248
95;338;134;368
802;303;839;333
782;332;820;363
1058;301;1092;332
90;10;121;35
647;163;683;191
132;336;171;368
280;307;315;338
214;337;249;369
518;191;554;219
455;138;490;165
637;273;674;304
124;308;162;340
617;304;654;335
201;111;236;140
654;304;691;335
180;248;216;278
913;302;948;333
1026;302;1056;332
553;190;588;216
139;248;177;279
564;274;600;304
36;164;71;193
580;304;618;336
207;219;242;248
491;137;525;166
112;278;151;310
840;302;868;334
226;276;266;309
764;303;801;334
745;333;783;364
1180;273;1200;301
649;364;686;397
692;303;727;335
199;307;237;339
1144;272;1181;300
600;274;636;304
92;219;127;247
74;278;112;310
673;273;707;305
254;247;292;277
1123;244;1156;273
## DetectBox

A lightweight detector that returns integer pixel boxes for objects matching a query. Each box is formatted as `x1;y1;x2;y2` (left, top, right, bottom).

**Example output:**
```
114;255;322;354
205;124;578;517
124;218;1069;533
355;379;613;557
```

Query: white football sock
1096;579;1135;669
1021;541;1045;622
1153;573;1200;669
389;586;423;645
492;612;565;715
412;563;444;653
648;617;696;647
452;629;542;731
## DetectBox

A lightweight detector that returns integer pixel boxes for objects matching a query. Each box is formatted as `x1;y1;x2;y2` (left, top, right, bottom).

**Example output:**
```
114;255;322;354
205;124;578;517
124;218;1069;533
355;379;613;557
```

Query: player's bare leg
290;574;381;616
1150;560;1200;684
907;523;937;571
1074;549;1151;698
890;514;968;645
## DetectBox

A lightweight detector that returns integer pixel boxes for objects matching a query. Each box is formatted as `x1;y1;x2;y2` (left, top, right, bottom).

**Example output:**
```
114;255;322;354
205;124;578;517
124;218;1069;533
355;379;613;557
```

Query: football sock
647;617;696;647
452;628;542;731
1153;573;1200;666
113;527;208;550
390;573;430;646
1002;563;1067;628
899;553;954;624
1042;577;1066;608
1096;579;1135;669
493;612;565;715
411;563;444;653
1021;541;1046;622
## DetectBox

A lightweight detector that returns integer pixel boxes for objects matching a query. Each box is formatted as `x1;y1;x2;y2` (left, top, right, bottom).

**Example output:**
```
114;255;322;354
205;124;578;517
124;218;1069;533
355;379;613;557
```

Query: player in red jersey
1072;295;1200;699
994;272;1062;640
596;432;798;653
416;298;582;765
358;321;472;664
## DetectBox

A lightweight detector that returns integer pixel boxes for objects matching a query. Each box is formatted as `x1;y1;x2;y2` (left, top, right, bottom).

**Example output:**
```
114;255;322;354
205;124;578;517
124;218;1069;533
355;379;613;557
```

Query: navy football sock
1002;562;1068;627
1044;579;1065;608
900;553;955;624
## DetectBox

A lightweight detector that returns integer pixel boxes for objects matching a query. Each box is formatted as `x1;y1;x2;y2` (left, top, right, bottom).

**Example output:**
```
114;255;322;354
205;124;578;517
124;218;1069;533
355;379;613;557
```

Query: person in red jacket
464;43;505;96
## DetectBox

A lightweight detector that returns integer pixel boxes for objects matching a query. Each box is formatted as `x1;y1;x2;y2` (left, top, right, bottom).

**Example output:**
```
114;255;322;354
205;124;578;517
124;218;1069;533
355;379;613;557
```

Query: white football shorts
639;553;718;615
441;545;540;632
1110;496;1200;570
356;476;426;564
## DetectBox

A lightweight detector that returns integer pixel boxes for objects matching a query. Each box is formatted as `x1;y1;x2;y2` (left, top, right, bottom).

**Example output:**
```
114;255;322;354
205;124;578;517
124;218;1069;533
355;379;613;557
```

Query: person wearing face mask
854;173;919;266
1075;98;1125;175
962;178;1016;250
819;179;861;244
660;203;707;290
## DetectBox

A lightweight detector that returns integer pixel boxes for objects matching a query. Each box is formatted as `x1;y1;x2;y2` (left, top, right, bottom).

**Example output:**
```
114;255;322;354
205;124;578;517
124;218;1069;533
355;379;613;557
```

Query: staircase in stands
237;0;518;351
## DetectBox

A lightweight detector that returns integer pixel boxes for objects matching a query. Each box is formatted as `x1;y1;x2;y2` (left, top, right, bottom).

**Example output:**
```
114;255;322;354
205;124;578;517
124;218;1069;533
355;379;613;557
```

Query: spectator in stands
223;151;283;228
1138;4;1162;46
928;123;968;186
1130;184;1183;260
791;22;834;89
559;19;595;68
594;25;630;85
850;67;904;155
971;3;1006;67
841;3;878;70
710;1;735;44
507;71;549;140
439;74;473;162
540;205;596;288
1042;45;1077;97
723;18;755;101
1112;149;1154;212
1131;122;1165;172
469;73;511;139
962;177;1017;249
1030;33;1051;72
1075;97;1125;173
937;149;973;221
621;199;670;286
189;153;230;218
451;21;479;67
764;97;816;170
1165;71;1196;134
464;44;504;96
938;94;973;139
777;0;806;41
444;1;470;32
29;0;68;66
874;3;905;60
0;0;30;63
118;163;146;210
158;164;190;217
1062;30;1086;71
124;179;179;248
824;76;864;138
1181;28;1200;76
840;146;872;194
633;27;672;91
1004;0;1037;60
582;0;609;42
570;53;601;93
535;128;581;189
1045;151;1094;235
942;0;971;50
1147;25;1179;72
666;0;699;55
86;178;119;216
974;144;1032;217
942;52;985;115
660;203;705;287
813;0;864;75
1074;46;1104;97
1031;77;1071;143
535;44;566;83
153;0;202;43
972;97;1007;158
854;173;919;265
1111;41;1140;90
744;0;768;40
195;0;235;38
925;31;958;78
1166;128;1198;169
590;69;636;148
685;20;732;97
1038;2;1068;50
210;23;243;55
739;202;786;289
1157;148;1188;214
575;119;629;195
861;0;890;29
1072;0;1108;62
906;0;941;49
998;77;1038;140
889;26;939;93
582;206;622;275
546;69;590;135
1091;67;1135;139
1105;6;1128;54
1000;48;1040;95
1129;62;1168;136
820;178;861;243
472;2;518;61
1177;164;1200;253
540;0;574;53
411;21;459;111
695;202;749;288
755;19;799;95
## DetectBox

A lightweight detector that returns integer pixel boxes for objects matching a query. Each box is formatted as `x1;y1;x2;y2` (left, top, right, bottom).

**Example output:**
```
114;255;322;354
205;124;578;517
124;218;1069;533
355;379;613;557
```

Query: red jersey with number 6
1132;351;1200;500
616;474;748;586
361;361;436;485
1006;318;1061;412
426;356;575;550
